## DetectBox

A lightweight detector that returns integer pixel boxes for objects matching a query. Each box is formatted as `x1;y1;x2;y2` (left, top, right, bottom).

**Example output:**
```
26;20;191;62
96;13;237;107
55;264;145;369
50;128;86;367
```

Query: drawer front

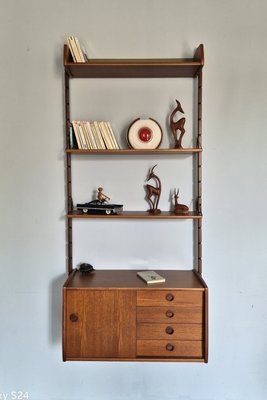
137;323;203;340
137;290;203;307
137;306;203;324
137;340;203;358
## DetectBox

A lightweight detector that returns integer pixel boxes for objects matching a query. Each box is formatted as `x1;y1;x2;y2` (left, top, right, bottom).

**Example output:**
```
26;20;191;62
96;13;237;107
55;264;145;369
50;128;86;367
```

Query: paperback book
137;271;166;284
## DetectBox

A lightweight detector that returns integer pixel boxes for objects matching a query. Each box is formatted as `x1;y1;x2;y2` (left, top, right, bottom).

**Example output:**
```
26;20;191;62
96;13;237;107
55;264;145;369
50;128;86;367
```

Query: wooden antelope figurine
170;99;186;148
145;165;161;214
173;188;189;215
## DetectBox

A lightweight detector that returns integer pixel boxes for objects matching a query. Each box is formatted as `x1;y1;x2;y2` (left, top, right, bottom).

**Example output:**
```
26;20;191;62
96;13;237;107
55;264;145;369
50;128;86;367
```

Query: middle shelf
67;210;202;219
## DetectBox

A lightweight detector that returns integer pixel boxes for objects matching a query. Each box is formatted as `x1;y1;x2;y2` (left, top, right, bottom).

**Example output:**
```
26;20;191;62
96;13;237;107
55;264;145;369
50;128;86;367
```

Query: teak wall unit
62;44;208;362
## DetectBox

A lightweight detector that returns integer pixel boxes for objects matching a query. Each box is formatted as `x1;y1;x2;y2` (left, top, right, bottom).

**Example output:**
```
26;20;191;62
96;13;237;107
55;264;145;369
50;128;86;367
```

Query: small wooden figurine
173;188;189;215
97;187;110;204
170;99;186;148
145;165;161;214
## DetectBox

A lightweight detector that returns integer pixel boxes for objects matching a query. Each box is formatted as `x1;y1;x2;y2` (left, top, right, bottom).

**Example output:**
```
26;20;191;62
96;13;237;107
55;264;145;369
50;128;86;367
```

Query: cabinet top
64;269;206;290
64;44;204;78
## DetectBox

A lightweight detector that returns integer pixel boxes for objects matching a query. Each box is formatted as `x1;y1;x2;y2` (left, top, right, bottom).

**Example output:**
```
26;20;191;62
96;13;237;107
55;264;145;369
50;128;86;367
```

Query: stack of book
70;121;120;150
66;36;88;63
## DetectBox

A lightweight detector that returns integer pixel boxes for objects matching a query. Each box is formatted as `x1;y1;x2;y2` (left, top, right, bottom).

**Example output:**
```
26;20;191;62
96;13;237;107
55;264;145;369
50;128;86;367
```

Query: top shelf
64;44;204;78
66;148;202;154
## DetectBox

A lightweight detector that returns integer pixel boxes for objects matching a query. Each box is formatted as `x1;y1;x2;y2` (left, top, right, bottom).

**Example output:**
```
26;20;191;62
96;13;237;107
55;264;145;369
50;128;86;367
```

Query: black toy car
77;200;123;215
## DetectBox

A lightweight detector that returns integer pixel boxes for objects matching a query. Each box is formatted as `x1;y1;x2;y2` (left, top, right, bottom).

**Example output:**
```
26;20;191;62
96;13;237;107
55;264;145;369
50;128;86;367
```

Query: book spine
69;124;75;149
104;122;116;149
69;36;81;62
66;37;77;62
85;121;97;149
93;121;106;149
89;122;100;149
72;121;82;149
74;37;85;62
77;121;88;149
81;121;91;149
99;121;113;149
106;122;120;149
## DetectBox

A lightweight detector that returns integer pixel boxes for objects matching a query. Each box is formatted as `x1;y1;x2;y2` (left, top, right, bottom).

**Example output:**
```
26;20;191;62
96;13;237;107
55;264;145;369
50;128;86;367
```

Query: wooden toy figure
173;188;189;215
97;187;110;203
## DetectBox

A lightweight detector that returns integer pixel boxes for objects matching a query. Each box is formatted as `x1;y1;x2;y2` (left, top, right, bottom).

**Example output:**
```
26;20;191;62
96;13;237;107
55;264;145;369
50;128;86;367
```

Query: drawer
137;340;203;358
137;290;203;307
137;323;203;340
137;306;203;324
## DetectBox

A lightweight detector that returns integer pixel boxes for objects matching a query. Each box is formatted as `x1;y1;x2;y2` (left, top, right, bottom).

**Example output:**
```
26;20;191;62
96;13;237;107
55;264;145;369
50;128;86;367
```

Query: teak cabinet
62;44;208;362
63;270;207;361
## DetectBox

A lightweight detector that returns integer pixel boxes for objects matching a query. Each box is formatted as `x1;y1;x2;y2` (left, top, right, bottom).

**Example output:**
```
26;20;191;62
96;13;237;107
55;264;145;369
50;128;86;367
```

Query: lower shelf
62;269;208;362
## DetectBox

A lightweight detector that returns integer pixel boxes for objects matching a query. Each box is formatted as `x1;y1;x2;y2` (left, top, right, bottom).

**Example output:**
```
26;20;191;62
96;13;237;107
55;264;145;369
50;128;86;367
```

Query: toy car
77;200;123;215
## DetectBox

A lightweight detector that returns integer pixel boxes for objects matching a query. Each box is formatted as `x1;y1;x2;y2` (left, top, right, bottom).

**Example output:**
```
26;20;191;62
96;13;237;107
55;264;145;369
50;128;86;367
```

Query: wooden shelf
63;43;208;363
66;148;202;154
64;44;204;78
67;211;202;219
64;269;207;290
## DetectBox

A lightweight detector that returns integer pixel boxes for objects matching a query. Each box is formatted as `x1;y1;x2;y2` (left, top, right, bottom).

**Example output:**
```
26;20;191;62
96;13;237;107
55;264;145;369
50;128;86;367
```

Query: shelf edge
65;148;203;154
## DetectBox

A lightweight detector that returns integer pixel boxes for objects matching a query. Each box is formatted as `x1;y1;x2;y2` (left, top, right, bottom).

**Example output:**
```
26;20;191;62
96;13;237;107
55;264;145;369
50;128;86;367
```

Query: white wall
1;1;267;399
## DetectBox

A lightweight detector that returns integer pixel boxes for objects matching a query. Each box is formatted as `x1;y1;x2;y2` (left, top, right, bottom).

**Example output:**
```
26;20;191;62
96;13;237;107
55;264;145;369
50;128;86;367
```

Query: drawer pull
165;326;174;335
69;313;78;322
166;343;174;352
166;310;174;318
166;293;174;302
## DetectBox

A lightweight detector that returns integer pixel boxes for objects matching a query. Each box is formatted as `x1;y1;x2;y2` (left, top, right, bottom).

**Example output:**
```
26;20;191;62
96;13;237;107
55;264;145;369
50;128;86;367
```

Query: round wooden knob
166;343;174;352
166;310;174;318
166;293;174;302
165;326;174;335
69;313;78;322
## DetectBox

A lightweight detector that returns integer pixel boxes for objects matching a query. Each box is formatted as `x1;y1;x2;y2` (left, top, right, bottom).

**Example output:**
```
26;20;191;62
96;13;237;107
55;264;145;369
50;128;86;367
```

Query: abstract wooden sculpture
170;100;186;148
173;188;189;215
146;165;161;214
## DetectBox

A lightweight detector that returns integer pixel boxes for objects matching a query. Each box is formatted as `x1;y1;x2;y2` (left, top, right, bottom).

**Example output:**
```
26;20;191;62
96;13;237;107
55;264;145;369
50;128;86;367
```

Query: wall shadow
49;273;68;345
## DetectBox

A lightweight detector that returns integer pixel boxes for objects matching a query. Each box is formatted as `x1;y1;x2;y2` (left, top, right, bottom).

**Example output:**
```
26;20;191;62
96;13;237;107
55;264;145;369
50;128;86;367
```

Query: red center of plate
138;127;152;142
